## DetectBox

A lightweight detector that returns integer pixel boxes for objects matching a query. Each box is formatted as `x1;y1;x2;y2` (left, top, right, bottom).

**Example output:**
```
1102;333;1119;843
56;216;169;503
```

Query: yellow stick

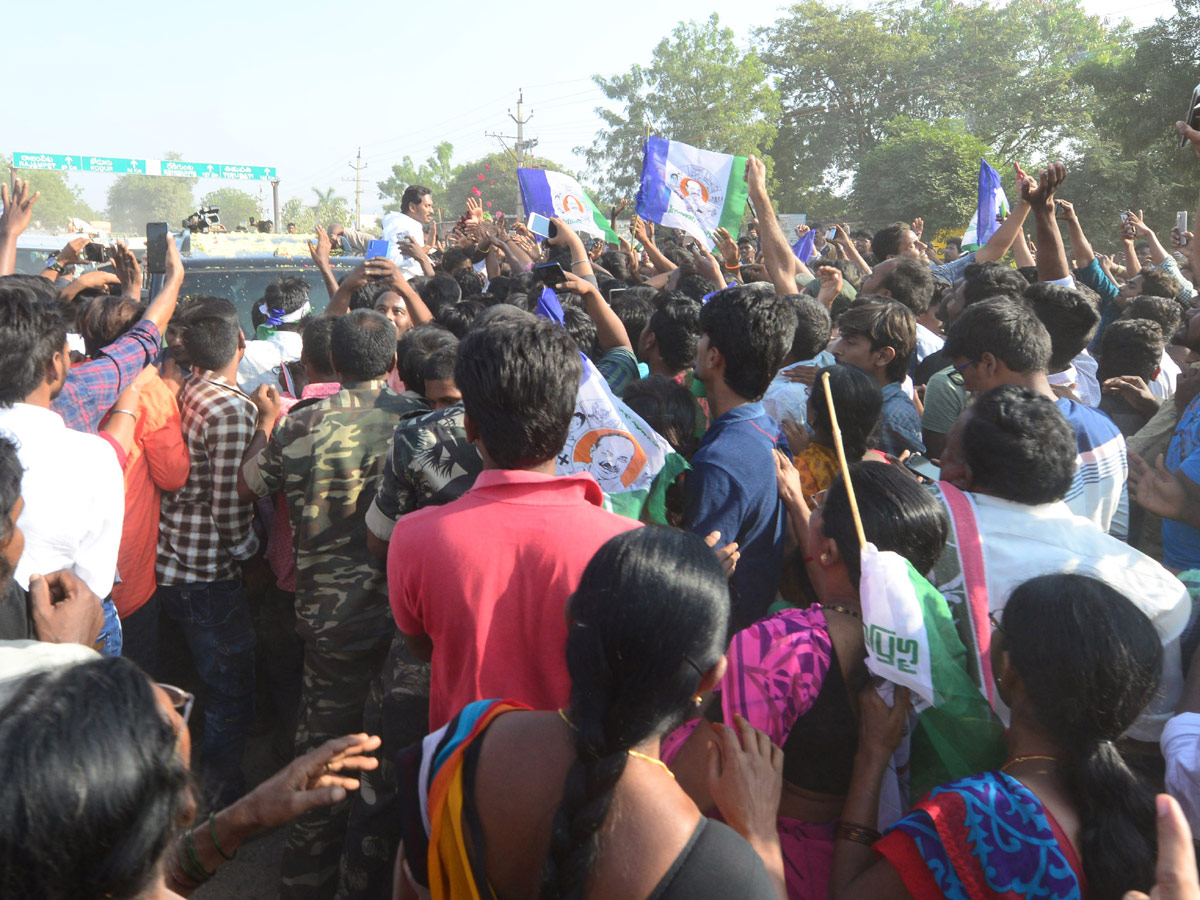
821;371;867;549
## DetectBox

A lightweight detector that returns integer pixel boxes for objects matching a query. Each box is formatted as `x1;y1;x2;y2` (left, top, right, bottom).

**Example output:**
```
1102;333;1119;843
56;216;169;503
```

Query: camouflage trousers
335;629;431;900
278;640;390;900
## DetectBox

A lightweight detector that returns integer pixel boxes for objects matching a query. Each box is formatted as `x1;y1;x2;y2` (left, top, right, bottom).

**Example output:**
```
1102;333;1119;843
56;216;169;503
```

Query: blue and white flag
792;230;815;263
635;136;750;249
536;287;688;522
960;159;1009;251
517;169;619;243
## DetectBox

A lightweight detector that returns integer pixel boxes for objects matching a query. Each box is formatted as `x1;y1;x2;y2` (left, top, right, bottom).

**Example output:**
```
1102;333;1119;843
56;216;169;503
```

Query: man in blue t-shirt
685;284;797;631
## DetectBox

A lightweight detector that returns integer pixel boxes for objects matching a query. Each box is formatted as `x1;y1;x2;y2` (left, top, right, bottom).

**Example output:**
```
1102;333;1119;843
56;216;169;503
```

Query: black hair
435;300;484;339
1138;269;1181;301
1097;319;1164;383
181;296;241;371
455;316;582;469
486;275;513;302
675;271;719;303
453;267;484;299
419;343;458;386
836;300;917;383
419;274;462;315
962;261;1030;307
961;385;1076;504
0;435;20;559
621;375;700;459
0;657;191;900
401;184;431;216
0;282;67;406
699;284;796;400
300;316;337;379
661;246;693;271
880;257;935;317
610;293;653;352
821;461;948;587
871;221;911;259
258;275;312;332
80;295;144;357
944;297;1051;374
944;236;962;250
1124;295;1182;340
441;247;474;274
1002;574;1161;900
1024;282;1100;371
597;251;630;282
540;527;730;900
397;323;458;396
646;296;701;373
330;309;396;381
783;294;832;361
562;304;599;359
809;364;882;460
347;279;385;312
1016;265;1039;285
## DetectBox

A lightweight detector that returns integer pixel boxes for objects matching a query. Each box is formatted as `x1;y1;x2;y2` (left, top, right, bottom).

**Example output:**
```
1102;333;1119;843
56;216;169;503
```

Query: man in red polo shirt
388;311;640;729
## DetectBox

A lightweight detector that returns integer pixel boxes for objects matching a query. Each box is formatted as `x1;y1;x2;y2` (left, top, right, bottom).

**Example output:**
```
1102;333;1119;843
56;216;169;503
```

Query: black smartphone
146;223;169;274
1181;83;1200;148
903;454;941;483
83;242;112;263
534;262;568;287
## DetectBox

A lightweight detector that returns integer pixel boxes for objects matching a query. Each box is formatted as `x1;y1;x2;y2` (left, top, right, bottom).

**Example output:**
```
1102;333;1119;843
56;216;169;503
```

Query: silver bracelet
110;408;138;419
569;259;589;268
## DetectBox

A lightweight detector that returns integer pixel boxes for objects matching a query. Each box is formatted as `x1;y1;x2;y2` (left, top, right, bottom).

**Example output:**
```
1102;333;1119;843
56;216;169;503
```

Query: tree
378;142;456;212
581;14;780;200
310;187;353;228
106;152;196;232
438;151;564;222
851;117;998;237
0;158;97;229
199;187;260;231
280;197;316;233
758;0;1120;210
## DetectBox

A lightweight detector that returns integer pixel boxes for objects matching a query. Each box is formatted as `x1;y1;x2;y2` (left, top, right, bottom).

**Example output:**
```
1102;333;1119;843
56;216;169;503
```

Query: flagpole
821;371;867;549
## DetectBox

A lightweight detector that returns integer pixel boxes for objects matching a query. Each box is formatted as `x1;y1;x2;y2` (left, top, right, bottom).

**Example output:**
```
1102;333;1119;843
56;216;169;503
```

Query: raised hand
911;217;925;239
0;177;41;239
465;196;484;224
308;225;332;268
1019;163;1067;211
713;227;740;267
112;242;143;299
1054;199;1076;221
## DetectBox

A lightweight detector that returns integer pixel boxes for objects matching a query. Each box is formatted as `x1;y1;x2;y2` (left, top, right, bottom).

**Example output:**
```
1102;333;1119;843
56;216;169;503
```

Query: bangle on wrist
569;258;588;268
723;261;741;270
835;821;881;846
110;408;138;419
210;811;236;861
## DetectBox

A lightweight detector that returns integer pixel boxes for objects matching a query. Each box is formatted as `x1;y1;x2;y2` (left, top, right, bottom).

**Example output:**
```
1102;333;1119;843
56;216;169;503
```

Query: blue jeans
158;579;255;805
97;597;122;657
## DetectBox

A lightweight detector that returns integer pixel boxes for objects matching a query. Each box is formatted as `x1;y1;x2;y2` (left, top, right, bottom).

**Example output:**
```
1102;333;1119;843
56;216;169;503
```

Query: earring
692;696;703;708
820;552;831;564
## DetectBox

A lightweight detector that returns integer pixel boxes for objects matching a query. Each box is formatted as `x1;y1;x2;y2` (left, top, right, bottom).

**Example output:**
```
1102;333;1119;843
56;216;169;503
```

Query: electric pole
344;148;367;230
485;91;538;218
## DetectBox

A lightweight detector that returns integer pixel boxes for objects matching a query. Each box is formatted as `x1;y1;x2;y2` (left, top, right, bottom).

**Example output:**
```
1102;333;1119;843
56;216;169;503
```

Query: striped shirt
157;371;260;585
1057;397;1127;534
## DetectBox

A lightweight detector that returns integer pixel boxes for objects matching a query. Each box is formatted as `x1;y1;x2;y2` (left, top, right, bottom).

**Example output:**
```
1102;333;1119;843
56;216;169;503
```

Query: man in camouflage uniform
338;400;483;898
238;309;428;900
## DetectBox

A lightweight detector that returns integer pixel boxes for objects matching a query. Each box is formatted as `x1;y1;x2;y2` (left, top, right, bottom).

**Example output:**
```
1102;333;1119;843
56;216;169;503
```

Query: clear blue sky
10;0;1173;223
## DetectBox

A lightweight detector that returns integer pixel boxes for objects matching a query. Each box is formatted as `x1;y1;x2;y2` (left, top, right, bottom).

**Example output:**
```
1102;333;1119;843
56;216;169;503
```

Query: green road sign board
12;152;275;181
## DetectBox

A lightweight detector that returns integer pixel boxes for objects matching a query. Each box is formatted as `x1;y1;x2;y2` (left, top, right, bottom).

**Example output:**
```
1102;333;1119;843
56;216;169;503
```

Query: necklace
1001;754;1058;771
557;710;675;779
819;603;861;619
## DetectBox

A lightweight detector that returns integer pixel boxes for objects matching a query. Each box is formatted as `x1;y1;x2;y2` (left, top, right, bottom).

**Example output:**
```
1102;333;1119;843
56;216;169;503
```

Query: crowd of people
2;118;1200;900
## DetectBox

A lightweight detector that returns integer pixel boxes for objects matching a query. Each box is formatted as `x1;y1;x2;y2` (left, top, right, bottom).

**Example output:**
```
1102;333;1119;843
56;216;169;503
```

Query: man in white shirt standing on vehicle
382;185;434;279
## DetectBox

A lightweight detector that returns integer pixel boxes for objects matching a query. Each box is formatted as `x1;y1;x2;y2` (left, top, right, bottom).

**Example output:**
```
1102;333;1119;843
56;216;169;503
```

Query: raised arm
633;216;676;275
1021;163;1071;282
560;271;632;352
1055;200;1095;267
833;224;872;276
744;156;799;295
0;178;40;276
141;234;184;332
1126;209;1172;266
307;226;341;304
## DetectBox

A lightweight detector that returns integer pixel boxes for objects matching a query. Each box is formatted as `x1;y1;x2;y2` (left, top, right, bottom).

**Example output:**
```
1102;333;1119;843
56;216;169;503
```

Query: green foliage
757;0;1121;212
280;197;316;233
378;142;456;213
310;187;353;228
199;188;260;231
0;157;98;230
377;144;568;225
581;13;780;200
852;118;996;235
106;152;196;232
